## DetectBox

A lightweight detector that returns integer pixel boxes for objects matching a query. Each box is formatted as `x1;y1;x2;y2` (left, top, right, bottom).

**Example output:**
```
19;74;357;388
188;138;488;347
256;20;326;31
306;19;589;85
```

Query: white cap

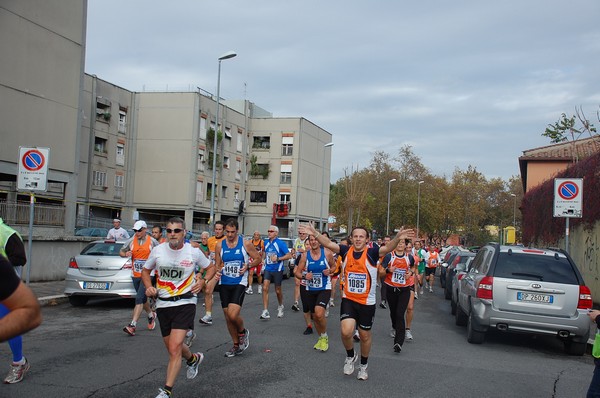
113;218;121;222
132;220;147;231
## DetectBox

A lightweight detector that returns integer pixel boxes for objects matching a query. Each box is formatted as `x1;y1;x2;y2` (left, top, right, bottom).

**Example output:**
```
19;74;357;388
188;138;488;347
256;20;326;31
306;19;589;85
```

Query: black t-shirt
0;256;20;301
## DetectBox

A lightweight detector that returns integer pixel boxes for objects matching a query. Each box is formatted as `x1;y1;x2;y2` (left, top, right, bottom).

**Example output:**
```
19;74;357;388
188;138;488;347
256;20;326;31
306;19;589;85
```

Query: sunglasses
166;228;184;234
267;230;276;233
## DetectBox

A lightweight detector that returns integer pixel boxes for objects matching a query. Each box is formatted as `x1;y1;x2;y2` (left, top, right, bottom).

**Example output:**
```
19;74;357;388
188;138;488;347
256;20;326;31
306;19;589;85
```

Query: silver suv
455;244;592;355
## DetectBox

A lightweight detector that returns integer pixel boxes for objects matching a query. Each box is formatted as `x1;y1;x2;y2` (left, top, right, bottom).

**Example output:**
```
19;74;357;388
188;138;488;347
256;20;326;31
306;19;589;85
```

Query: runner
260;226;292;320
199;221;226;326
378;235;391;309
414;240;429;296
425;245;439;293
294;234;334;351
404;241;416;341
291;230;308;312
379;239;415;352
298;222;414;381
142;217;214;398
214;219;261;357
246;231;264;295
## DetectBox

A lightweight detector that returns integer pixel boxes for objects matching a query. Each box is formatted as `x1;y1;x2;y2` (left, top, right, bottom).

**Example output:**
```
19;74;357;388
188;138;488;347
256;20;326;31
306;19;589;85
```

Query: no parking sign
553;178;583;218
17;147;49;192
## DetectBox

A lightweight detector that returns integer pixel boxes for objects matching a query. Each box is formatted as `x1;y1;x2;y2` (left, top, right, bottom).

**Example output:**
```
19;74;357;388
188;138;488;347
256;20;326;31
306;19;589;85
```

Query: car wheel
444;281;452;300
450;295;457;315
467;312;485;344
68;295;89;307
564;340;586;356
455;302;468;326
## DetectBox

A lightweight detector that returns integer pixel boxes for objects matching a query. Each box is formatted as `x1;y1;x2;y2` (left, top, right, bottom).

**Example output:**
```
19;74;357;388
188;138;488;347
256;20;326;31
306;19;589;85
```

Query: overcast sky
85;0;600;184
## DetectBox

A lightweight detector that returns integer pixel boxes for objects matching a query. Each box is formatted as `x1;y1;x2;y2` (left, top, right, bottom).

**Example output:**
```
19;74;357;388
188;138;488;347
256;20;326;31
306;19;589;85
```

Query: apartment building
1;1;333;238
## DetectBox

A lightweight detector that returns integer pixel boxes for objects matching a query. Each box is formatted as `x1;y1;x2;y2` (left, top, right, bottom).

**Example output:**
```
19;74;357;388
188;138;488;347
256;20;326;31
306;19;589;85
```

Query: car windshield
494;252;579;284
81;242;123;256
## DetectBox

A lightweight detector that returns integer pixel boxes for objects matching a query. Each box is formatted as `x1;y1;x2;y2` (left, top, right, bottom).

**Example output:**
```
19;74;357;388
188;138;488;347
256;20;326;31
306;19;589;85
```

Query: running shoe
379;300;387;309
393;343;402;353
239;329;250;351
3;358;30;384
303;326;313;335
429;287;433;293
343;353;358;375
155;388;171;398
329;298;335;307
291;302;300;312
414;290;418;299
148;311;157;330
405;329;413;341
313;335;329;352
420;288;424;295
353;330;360;342
390;329;396;338
277;305;284;318
260;309;270;320
325;305;329;318
258;285;262;294
224;345;244;357
186;352;204;379
357;364;368;380
199;314;213;325
123;323;136;336
184;331;196;347
245;286;253;295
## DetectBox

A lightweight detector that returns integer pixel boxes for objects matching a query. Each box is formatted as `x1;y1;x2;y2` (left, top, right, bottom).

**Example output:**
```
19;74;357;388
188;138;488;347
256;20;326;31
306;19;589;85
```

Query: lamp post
209;50;237;226
416;180;424;242
386;178;397;235
510;193;516;227
319;142;334;231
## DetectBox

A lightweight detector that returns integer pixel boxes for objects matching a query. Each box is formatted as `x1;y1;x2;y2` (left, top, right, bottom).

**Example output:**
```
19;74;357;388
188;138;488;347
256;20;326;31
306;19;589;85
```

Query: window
221;185;228;198
200;117;207;140
96;98;111;122
280;164;292;184
118;110;127;133
207;182;217;200
93;170;107;187
235;160;241;180
224;127;232;139
114;174;124;188
198;150;205;171
250;191;267;203
196;181;204;203
282;136;293;156
252;136;270;149
279;193;291;203
223;156;230;169
237;131;243;152
116;144;125;166
94;137;107;154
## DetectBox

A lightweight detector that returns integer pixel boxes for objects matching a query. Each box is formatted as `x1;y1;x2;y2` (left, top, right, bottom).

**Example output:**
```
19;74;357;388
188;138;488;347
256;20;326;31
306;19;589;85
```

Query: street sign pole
26;194;34;284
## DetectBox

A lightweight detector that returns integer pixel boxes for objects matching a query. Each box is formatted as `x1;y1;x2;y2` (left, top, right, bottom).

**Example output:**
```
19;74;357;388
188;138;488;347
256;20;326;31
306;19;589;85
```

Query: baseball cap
132;220;147;231
113;218;121;222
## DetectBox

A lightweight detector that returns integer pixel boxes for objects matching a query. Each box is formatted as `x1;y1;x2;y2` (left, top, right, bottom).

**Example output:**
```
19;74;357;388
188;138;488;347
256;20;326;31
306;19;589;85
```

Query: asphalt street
1;277;596;397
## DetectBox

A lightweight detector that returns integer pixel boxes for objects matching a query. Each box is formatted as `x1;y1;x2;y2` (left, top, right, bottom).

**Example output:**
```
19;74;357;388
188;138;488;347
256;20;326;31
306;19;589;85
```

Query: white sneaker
329;298;335;307
277;305;284;318
419;288;424;295
260;309;270;320
405;329;413;341
258;285;262;294
245;286;253;295
199;314;213;325
325;305;330;318
429;287;433;293
184;330;196;347
343;353;358;375
186;352;204;379
414;290;418;299
155;388;171;398
390;329;396;338
357;364;368;380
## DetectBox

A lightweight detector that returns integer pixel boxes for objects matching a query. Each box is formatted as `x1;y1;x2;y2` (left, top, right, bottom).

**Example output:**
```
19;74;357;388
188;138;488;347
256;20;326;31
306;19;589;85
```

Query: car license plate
517;292;553;303
83;282;109;290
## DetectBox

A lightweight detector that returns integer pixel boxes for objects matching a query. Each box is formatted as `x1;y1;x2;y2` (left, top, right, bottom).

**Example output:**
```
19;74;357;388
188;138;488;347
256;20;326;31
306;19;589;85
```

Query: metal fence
0;201;65;226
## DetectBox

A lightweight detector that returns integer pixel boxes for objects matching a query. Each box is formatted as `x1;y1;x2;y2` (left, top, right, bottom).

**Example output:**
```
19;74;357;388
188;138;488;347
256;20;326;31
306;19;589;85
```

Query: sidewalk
27;279;68;306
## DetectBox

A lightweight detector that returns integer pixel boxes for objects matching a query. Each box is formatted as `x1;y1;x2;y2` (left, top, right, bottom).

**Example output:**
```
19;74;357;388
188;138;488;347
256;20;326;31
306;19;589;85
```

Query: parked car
64;240;135;306
444;251;476;299
440;246;467;289
455;243;592;355
450;256;475;315
75;227;109;237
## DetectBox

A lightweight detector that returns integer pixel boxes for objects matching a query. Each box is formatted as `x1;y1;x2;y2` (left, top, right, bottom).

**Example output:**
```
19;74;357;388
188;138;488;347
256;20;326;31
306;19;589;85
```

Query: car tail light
68;257;78;269
122;258;133;270
476;276;493;299
578;285;593;309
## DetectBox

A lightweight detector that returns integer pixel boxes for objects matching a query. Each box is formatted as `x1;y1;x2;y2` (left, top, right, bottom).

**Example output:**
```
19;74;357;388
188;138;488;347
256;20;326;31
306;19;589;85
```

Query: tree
542;106;600;163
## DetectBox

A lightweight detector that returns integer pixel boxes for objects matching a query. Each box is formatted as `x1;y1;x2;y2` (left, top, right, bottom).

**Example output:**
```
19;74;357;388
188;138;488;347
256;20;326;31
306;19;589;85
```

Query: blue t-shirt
264;238;290;272
220;237;249;286
306;247;331;291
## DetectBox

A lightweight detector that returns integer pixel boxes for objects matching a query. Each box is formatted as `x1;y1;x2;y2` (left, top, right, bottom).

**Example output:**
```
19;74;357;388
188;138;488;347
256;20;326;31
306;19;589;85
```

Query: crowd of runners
120;216;446;398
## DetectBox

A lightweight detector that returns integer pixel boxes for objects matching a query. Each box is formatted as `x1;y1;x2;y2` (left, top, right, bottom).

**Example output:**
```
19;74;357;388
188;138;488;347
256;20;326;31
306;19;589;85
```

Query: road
0;279;594;397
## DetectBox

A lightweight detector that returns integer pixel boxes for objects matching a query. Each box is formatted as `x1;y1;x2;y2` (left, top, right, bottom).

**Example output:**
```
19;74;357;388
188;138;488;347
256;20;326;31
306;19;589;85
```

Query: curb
38;295;69;307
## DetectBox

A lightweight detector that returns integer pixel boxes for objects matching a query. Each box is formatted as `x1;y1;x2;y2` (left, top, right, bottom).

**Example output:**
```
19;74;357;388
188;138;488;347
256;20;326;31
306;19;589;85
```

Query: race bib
347;272;367;294
266;251;277;265
392;269;406;284
307;272;323;289
223;260;241;277
133;259;146;273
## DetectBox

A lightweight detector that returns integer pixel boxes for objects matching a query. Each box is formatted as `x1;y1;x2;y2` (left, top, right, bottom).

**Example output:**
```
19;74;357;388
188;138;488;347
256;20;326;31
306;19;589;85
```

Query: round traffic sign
22;149;45;171
557;181;579;200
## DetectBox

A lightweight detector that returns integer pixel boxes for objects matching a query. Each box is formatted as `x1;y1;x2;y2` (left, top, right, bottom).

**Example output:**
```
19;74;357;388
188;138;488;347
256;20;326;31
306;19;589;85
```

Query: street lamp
510;193;517;227
209;50;237;226
416;180;424;242
386;178;397;235
319;142;334;231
